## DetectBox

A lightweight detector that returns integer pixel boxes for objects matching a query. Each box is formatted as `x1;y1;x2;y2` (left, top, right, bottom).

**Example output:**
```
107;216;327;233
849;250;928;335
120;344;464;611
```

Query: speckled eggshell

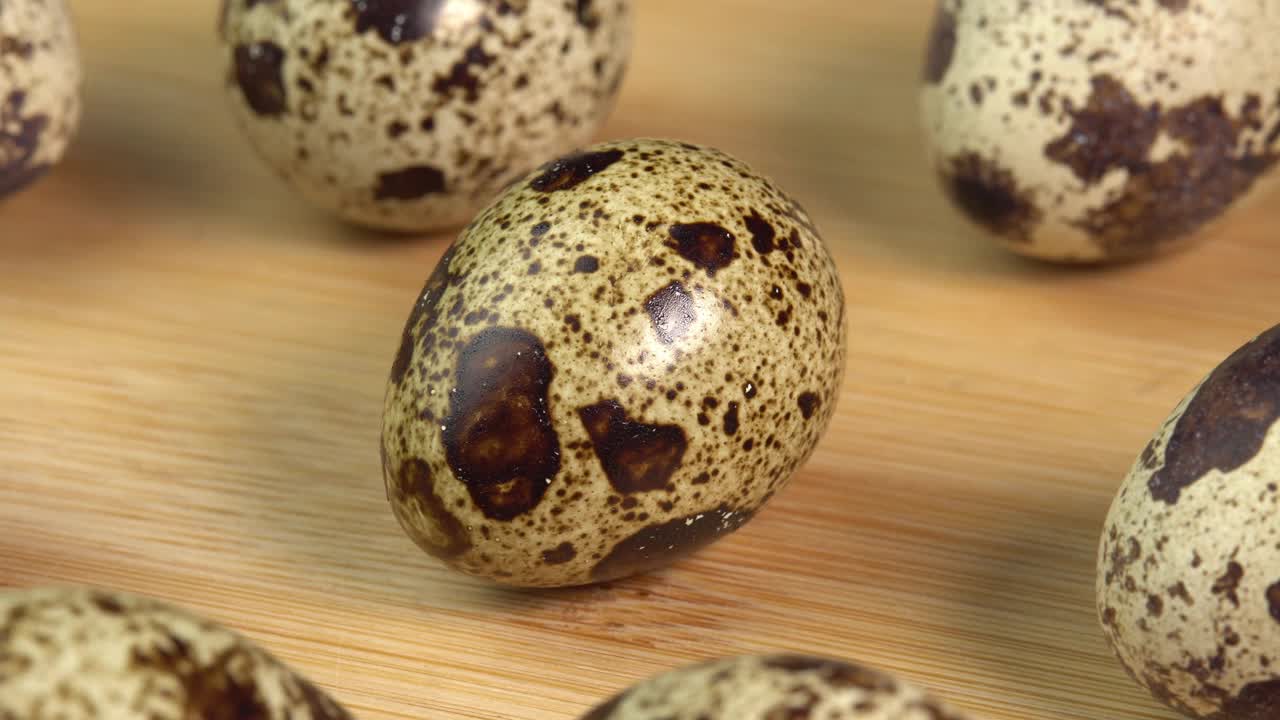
1098;324;1280;719
0;587;353;720
219;0;632;232
0;0;81;199
920;1;1280;263
577;655;973;720
382;138;847;587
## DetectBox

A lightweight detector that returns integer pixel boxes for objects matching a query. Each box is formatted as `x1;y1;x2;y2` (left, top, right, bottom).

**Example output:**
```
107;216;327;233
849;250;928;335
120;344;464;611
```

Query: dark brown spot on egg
90;593;125;615
645;281;696;345
131;638;276;720
578;399;688;495
350;0;446;45
1045;75;1280;257
1081;0;1135;23
797;392;820;419
765;687;819;718
1155;0;1189;10
1212;561;1245;607
531;148;625;192
1044;74;1160;184
431;41;496;102
0;91;49;197
574;255;600;273
375;164;447;200
1268;581;1280;623
386;457;471;558
1148;325;1280;505
744;211;776;255
667;223;736;276
541;541;577;565
443;328;561;521
723;402;740;436
1146;594;1164;617
131;631;352;720
923;5;956;84
575;0;600;31
389;244;459;386
1101;606;1118;628
0;36;34;59
1222;679;1280;720
1169;581;1193;605
940;152;1041;243
590;505;751;581
762;656;897;692
233;42;288;117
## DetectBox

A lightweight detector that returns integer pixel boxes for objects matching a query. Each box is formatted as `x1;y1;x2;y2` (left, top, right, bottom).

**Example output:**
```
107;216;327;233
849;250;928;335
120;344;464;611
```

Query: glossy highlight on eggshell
382;138;847;587
0;0;82;200
577;654;974;720
1098;324;1280;719
219;0;632;232
920;0;1280;263
0;587;353;720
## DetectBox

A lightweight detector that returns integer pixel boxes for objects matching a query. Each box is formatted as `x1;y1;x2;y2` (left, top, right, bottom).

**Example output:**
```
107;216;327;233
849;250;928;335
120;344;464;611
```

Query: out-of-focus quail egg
577;654;973;720
219;0;632;232
0;586;353;720
382;138;847;587
1098;323;1280;719
0;0;81;199
921;1;1280;263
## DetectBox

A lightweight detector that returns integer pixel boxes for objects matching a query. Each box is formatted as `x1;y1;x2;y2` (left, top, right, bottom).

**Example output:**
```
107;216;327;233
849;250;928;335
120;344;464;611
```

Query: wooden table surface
5;2;1280;718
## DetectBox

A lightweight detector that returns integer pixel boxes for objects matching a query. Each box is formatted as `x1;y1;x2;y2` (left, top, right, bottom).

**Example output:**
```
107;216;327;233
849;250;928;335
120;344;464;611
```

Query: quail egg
0;586;353;720
0;0;81;199
1098;323;1280;718
921;1;1280;263
578;654;973;720
220;0;632;232
382;138;847;587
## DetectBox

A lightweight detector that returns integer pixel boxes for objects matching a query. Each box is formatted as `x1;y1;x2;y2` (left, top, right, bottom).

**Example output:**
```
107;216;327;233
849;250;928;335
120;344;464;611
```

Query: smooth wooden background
5;1;1280;718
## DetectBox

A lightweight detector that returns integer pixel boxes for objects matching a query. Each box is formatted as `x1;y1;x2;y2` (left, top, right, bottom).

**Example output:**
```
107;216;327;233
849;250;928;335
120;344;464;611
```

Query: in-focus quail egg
0;0;81;199
578;654;973;720
382;138;847;587
0;586;353;720
219;0;633;232
1098;324;1280;719
921;1;1280;263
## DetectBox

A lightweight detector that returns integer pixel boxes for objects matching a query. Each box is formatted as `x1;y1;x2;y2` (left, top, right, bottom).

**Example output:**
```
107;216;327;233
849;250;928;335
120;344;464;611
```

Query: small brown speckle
542;542;577;565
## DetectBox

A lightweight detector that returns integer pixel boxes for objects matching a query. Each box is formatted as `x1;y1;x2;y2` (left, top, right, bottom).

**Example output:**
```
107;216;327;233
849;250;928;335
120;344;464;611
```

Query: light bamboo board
5;2;1279;718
